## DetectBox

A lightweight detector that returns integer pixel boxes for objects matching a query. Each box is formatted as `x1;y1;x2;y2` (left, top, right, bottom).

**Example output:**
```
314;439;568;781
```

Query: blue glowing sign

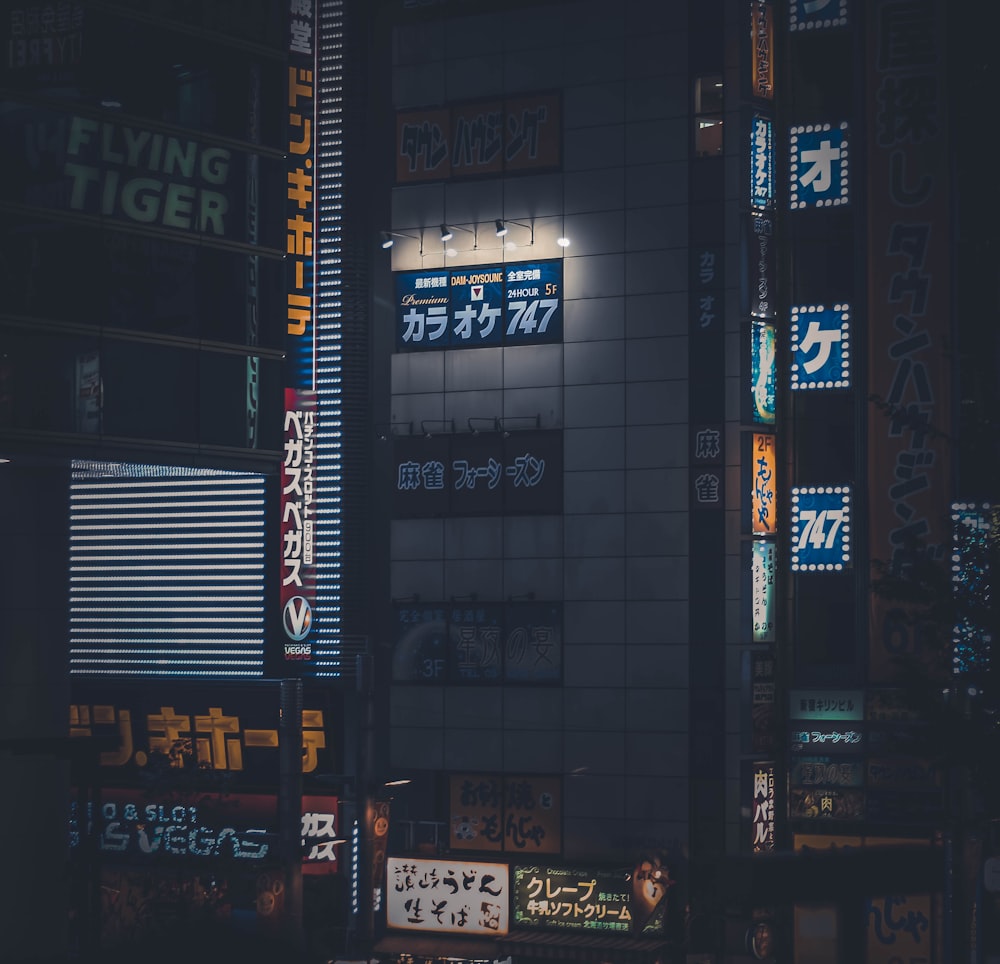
790;304;850;389
396;270;451;350
395;261;562;351
789;0;847;31
504;261;563;346
751;320;777;424
789;123;849;208
450;267;505;348
750;114;774;210
790;486;852;571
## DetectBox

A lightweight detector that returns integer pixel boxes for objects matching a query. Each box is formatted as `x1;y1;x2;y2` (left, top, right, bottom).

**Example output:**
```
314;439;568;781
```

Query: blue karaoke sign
790;486;852;571
750;114;774;210
395;260;562;351
790;304;850;389
789;123;849;209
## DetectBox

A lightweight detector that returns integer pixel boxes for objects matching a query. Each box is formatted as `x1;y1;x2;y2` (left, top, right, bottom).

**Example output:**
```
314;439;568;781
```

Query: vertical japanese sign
752;541;776;642
867;0;951;681
751;432;777;536
282;390;317;659
751;320;777;424
751;2;774;100
742;214;775;319
790;304;851;390
751;763;776;853
284;1;317;663
750;114;774;210
301;795;340;874
386;857;509;935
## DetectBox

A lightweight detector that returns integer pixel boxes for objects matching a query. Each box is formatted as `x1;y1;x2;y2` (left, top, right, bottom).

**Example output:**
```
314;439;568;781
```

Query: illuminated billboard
751;763;775;853
282;389;318;661
751;320;777;424
751;433;777;536
750;114;774;210
386;857;509;935
790;486;852;571
512;865;630;932
69;680;337;787
790;0;848;30
752;540;776;642
68;461;266;679
790;304;851;389
789;123;849;208
395;260;563;351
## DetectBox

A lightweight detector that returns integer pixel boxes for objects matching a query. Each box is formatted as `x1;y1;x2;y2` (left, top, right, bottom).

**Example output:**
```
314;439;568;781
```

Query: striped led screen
69;461;266;677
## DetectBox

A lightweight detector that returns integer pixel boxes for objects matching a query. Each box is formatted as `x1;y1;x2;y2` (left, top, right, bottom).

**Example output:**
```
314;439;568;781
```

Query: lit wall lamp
381;230;422;252
496;219;534;245
439;224;453;242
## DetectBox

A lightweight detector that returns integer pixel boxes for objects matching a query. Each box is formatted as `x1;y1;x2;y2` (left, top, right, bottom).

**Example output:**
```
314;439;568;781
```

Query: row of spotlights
380;225;569;249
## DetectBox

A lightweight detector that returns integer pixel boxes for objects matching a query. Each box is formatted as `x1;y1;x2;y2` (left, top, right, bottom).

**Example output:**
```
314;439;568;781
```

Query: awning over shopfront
497;930;671;964
374;933;505;962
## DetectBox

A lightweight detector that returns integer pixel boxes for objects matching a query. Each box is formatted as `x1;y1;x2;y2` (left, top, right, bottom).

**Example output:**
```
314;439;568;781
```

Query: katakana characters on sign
789;123;849;208
513;866;632;933
791;305;851;389
70;700;326;773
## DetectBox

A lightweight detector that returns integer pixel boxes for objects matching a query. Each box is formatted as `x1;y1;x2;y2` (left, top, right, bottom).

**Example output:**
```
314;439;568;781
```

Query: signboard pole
280;678;304;946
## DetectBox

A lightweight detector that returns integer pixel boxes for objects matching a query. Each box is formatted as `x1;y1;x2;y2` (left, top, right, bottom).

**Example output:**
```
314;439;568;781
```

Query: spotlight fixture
557;235;571;248
379;230;422;252
439;224;453;242
495;219;508;237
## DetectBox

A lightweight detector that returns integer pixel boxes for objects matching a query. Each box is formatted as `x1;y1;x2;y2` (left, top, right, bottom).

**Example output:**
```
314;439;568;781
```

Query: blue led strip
69;461;266;677
309;0;346;676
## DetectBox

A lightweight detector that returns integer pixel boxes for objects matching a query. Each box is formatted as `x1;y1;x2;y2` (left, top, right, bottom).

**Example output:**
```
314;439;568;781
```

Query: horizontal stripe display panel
69;461;266;678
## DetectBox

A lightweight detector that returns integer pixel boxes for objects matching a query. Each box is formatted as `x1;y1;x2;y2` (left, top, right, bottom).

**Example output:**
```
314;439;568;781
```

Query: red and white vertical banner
866;0;951;681
282;389;317;660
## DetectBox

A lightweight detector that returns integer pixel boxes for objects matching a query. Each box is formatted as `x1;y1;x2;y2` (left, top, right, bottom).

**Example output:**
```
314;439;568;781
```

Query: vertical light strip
69;461;266;677
311;0;346;675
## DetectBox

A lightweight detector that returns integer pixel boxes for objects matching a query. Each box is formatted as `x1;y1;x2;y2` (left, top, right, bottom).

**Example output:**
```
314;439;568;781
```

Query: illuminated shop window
695;75;724;157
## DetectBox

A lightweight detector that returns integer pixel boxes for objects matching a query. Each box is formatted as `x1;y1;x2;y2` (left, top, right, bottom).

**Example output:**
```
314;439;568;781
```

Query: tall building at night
360;1;996;963
1;1;368;959
1;1;996;963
